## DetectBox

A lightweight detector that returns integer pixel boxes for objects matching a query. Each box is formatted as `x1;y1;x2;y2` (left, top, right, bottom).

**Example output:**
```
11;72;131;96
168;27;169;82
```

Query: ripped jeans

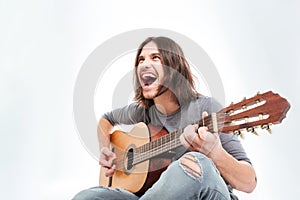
72;152;231;200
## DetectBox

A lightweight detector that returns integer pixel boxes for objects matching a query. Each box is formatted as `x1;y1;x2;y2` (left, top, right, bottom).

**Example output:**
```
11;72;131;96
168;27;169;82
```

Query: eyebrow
138;55;144;59
151;52;161;56
138;52;161;59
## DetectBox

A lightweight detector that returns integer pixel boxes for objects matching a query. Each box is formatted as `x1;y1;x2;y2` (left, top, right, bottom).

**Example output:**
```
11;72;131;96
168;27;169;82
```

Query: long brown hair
133;36;199;108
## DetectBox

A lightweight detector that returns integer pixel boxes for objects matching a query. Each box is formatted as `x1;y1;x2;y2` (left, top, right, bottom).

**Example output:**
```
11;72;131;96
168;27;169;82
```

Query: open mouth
141;73;157;87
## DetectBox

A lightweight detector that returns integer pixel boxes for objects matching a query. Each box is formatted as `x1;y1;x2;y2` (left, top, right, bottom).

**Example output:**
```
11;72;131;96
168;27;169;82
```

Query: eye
138;57;144;64
153;55;161;61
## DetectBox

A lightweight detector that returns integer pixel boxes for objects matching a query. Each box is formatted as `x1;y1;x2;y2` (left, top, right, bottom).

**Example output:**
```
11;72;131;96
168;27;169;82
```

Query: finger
179;134;193;149
185;125;198;138
99;150;116;167
193;124;199;129
101;158;115;167
99;159;111;167
100;154;116;167
198;126;208;133
101;147;116;158
202;111;208;119
101;149;117;163
198;126;208;140
182;124;196;135
193;124;199;132
104;165;116;177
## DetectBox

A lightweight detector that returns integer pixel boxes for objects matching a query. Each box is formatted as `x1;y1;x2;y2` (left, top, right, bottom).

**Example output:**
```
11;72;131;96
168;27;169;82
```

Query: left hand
179;111;222;156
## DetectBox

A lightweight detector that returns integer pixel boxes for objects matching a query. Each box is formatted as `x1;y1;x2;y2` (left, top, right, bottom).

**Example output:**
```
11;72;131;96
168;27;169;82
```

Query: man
73;36;256;200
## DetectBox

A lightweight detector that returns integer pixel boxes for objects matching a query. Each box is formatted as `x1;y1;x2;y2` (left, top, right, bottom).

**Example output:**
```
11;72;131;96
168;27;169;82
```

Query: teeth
142;73;156;79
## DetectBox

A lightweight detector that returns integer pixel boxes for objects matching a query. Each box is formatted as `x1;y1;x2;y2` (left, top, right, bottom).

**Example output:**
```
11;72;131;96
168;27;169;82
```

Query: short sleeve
102;103;148;126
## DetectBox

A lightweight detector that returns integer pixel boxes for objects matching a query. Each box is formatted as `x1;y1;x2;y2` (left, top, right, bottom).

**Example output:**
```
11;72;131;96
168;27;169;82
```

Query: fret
133;116;217;165
133;130;183;165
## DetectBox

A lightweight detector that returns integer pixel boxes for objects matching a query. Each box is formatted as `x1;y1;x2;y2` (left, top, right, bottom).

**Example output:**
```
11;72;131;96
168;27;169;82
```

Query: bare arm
180;112;257;193
97;117;116;177
209;147;257;193
97;117;113;149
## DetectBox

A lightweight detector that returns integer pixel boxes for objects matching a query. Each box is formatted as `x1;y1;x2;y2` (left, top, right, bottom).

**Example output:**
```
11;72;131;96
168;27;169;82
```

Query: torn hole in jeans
179;153;202;178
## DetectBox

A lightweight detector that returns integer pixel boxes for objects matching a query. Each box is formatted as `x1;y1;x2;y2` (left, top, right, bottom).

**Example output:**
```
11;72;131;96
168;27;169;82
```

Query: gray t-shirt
103;95;251;199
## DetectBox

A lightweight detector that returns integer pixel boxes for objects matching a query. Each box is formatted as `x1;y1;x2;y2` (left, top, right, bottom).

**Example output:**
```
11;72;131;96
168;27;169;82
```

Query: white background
1;0;300;199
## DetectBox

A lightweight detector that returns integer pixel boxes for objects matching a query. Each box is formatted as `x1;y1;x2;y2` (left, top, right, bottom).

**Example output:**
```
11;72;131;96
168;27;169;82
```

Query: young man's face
137;41;165;99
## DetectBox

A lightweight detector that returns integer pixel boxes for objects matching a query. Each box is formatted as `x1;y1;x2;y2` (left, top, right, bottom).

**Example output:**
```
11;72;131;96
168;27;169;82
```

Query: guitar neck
132;129;183;165
132;91;291;165
132;114;218;165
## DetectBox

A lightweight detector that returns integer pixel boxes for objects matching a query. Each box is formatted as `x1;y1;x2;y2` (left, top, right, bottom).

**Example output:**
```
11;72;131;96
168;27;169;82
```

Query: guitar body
99;122;172;196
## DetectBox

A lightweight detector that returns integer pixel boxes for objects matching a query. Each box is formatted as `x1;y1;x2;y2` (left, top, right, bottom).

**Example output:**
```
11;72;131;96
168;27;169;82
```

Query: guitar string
132;117;219;164
133;138;182;165
130;114;227;164
119;123;226;165
111;113;228;166
117;111;266;166
112;129;184;166
113;123;222;167
132;113;229;164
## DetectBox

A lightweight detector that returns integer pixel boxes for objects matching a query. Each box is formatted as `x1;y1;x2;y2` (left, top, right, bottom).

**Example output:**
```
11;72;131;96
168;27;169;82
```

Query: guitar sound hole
125;148;134;172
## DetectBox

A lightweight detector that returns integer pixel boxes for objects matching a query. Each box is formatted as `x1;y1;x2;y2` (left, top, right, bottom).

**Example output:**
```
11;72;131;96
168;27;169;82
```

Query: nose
139;58;151;69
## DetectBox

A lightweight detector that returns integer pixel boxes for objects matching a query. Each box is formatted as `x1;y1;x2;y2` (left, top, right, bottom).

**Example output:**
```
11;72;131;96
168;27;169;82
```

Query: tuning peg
255;92;261;103
247;127;259;136
246;127;253;132
227;103;234;115
241;97;247;109
261;124;272;134
267;124;272;134
234;130;245;139
261;124;268;129
267;128;272;134
239;132;245;139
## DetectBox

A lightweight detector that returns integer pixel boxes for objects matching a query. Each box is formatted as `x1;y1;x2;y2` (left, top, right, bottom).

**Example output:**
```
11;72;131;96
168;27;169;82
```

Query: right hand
99;147;116;177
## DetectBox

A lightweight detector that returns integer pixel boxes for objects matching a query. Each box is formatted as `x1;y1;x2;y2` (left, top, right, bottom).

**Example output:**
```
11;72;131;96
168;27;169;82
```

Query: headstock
216;91;290;137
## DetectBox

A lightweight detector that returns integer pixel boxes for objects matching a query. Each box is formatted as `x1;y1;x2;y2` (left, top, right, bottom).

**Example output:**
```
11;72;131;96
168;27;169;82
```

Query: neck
153;90;180;115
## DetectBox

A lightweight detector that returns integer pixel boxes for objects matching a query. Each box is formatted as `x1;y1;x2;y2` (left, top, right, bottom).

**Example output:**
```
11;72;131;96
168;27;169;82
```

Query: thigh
140;152;230;200
72;186;139;200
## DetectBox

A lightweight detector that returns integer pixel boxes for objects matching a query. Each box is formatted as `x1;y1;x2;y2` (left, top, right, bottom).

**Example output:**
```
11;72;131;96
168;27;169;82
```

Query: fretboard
132;113;218;165
132;128;183;165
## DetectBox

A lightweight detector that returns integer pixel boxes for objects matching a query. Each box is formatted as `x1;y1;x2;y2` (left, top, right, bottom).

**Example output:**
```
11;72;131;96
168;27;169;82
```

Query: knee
179;153;203;178
72;188;102;200
178;152;214;179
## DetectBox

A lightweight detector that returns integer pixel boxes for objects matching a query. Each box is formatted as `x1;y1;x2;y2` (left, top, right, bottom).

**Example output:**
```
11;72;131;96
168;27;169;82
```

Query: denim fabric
72;186;138;200
72;152;230;200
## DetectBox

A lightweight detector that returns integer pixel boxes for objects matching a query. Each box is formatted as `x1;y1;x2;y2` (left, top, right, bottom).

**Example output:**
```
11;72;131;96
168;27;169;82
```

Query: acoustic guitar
99;91;290;196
